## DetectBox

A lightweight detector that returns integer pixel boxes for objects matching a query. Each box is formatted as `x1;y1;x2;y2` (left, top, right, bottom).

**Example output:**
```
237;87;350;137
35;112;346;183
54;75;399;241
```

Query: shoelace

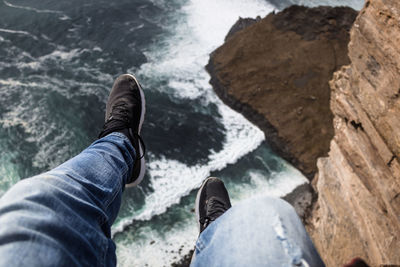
200;197;228;230
101;103;146;159
104;103;130;126
133;132;146;159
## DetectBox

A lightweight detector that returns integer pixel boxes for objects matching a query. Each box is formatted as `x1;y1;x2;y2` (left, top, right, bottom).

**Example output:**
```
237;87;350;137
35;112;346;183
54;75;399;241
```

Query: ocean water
0;0;363;266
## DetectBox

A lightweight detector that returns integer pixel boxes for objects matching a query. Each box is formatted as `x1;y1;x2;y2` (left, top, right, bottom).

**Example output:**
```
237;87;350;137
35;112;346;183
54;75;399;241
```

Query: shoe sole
191;176;215;265
195;177;216;230
126;74;146;188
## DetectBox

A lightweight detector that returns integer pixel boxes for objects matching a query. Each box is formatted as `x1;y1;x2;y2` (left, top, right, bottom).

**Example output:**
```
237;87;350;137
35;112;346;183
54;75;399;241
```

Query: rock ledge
206;5;357;180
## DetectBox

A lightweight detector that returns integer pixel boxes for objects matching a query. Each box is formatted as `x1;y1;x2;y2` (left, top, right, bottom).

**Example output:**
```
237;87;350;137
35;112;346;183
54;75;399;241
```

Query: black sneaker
98;74;146;186
195;177;232;233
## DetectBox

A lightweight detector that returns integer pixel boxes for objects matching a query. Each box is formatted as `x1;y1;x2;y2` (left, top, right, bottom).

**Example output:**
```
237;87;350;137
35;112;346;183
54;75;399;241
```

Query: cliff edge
307;0;400;265
206;2;400;266
207;6;357;180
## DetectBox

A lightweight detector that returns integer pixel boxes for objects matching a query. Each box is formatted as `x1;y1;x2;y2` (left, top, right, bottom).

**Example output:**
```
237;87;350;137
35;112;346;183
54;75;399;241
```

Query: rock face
307;0;400;265
207;6;357;179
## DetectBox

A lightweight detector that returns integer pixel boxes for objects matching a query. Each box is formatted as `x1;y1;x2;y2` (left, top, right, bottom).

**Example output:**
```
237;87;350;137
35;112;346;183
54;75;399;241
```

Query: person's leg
192;178;325;267
0;133;133;266
0;74;146;267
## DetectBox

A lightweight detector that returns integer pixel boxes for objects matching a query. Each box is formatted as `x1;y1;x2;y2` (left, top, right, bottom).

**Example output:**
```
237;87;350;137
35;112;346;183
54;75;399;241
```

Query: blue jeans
191;197;325;267
0;133;324;266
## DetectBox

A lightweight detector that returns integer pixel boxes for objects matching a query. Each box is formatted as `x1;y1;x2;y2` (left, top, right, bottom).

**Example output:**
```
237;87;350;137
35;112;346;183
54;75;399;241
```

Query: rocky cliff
206;2;400;266
307;0;400;265
207;6;357;180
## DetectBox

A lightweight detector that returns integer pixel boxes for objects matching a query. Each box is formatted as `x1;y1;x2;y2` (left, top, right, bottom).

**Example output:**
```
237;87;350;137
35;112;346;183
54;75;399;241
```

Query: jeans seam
98;159;130;227
97;175;122;228
196;237;205;252
100;238;107;267
103;138;133;210
103;168;124;210
97;133;134;228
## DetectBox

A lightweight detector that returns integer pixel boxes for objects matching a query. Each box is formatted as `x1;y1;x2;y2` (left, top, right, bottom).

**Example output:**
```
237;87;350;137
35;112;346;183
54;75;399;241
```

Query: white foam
116;216;198;267
40;48;80;61
0;153;20;198
228;168;308;204
184;0;273;48
291;0;364;10
0;46;113;171
0;28;39;40
3;0;70;19
0;79;36;87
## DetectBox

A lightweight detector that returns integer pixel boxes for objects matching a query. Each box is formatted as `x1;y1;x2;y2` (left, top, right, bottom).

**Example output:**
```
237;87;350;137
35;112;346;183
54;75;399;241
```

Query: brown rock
282;183;315;222
207;5;357;180
307;0;400;265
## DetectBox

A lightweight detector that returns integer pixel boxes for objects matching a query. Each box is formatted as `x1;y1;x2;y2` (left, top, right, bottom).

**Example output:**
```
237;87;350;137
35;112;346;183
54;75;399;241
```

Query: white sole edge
126;74;146;188
191;177;215;264
195;177;216;230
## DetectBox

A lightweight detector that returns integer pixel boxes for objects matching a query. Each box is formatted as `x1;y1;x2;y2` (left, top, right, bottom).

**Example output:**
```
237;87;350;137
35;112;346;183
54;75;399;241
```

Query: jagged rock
282;183;314;221
307;0;400;265
225;16;261;41
207;6;357;179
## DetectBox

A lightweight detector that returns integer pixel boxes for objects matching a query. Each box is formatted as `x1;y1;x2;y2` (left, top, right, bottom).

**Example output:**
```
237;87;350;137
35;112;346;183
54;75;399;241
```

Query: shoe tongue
205;196;228;221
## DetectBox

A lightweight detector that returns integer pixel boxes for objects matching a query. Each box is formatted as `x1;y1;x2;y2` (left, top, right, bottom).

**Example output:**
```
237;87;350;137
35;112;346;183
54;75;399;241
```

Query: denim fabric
0;133;324;267
0;133;135;267
191;197;325;267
